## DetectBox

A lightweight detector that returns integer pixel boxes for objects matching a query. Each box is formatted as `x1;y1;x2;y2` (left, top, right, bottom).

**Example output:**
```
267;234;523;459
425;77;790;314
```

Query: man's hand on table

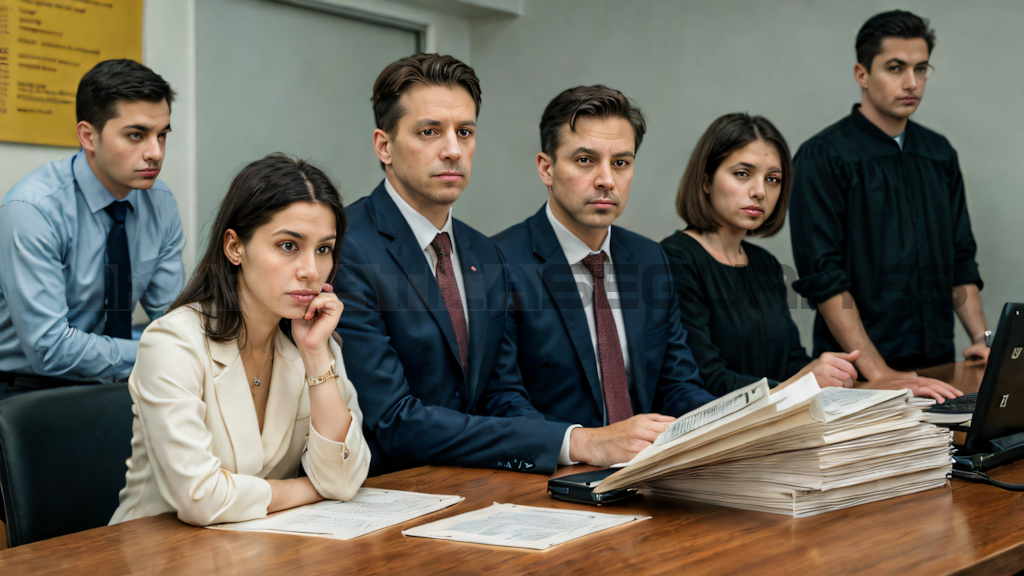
856;370;964;403
568;414;674;467
963;342;990;366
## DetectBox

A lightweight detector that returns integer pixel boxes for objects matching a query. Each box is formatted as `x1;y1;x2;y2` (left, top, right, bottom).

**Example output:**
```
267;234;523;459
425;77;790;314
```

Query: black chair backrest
0;382;134;547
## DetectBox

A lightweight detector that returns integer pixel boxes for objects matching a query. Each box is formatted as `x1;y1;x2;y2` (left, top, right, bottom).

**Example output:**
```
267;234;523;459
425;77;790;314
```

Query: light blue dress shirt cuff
113;338;139;382
558;424;582;466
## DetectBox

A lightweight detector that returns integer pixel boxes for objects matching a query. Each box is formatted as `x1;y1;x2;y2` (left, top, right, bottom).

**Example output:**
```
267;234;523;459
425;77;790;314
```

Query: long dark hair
170;153;347;344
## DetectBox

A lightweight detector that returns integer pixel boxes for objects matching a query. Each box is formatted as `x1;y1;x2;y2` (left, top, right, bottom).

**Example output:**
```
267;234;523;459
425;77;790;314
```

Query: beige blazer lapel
209;337;264;476
260;330;306;470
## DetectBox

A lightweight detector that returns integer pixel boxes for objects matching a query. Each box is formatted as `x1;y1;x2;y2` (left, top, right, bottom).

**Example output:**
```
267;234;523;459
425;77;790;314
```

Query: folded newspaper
595;374;953;517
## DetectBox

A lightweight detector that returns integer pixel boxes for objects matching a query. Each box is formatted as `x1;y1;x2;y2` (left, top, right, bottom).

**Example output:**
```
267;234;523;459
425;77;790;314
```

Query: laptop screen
966;302;1024;454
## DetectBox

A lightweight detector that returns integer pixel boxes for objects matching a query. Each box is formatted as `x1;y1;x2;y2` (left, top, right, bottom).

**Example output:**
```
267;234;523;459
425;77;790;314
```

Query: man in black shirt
790;10;986;399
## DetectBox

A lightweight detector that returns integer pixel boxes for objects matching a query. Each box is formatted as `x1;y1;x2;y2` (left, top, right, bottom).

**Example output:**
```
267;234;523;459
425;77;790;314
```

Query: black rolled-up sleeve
947;148;983;290
790;141;852;306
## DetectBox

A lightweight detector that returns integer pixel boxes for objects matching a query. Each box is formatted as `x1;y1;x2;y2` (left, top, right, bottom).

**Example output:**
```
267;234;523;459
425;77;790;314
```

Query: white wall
466;0;1023;355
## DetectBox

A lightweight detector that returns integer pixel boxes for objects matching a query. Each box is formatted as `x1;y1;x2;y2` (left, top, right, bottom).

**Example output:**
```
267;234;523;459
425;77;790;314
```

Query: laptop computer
952;302;1024;472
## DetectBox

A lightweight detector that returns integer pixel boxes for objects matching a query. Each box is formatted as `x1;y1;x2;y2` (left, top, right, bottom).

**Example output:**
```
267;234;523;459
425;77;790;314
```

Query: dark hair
372;53;482;136
76;59;175;132
676;113;793;238
169;154;347;345
539;85;646;159
856;10;936;71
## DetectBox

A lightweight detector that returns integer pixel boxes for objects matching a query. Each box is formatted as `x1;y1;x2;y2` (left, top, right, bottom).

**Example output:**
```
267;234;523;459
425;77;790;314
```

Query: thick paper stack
595;375;952;517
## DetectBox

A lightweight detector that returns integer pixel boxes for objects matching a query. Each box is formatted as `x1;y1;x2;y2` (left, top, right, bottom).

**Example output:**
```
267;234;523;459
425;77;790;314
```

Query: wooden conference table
3;362;1023;575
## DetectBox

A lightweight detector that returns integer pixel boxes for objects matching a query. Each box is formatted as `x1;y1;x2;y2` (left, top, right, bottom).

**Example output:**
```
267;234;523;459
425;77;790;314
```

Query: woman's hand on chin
291;283;343;364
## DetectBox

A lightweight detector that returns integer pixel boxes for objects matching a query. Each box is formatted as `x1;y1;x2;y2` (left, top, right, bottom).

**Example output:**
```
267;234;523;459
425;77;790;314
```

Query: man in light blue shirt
0;59;184;394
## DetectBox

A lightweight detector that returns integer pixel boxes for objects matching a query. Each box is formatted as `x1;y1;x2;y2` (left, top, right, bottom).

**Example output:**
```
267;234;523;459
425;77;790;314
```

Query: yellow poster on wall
0;0;143;147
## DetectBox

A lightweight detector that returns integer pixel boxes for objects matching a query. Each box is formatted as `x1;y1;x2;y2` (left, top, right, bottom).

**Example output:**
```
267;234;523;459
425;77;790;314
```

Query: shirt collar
545;201;612;266
850;104;906;152
384;177;454;253
73;150;138;214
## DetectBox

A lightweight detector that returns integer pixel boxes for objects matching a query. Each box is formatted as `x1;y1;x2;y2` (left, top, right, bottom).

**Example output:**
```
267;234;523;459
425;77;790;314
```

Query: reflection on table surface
919;360;986;394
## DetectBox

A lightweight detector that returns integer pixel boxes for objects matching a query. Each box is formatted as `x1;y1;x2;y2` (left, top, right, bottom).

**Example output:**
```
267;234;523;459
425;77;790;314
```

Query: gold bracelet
306;360;337;387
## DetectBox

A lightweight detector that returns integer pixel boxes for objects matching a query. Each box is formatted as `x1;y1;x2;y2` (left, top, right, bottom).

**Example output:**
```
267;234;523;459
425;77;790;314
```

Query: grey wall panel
195;0;418;247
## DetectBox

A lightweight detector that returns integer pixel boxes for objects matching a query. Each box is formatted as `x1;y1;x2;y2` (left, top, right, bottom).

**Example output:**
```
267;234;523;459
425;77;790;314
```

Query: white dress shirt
384;178;468;326
546;202;634;464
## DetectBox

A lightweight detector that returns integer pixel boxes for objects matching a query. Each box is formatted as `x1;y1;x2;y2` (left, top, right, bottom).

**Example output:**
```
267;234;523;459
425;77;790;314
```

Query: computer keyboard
926;392;978;414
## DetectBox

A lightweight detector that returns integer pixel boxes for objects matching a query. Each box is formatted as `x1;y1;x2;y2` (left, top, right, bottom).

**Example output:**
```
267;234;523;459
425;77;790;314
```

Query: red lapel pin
471;266;477;272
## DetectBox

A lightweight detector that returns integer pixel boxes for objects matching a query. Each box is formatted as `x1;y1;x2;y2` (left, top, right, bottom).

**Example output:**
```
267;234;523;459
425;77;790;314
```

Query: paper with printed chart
207;488;463;540
401;503;648;550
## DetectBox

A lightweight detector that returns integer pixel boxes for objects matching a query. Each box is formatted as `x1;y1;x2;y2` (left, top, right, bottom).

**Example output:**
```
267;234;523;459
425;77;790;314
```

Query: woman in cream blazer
111;154;370;527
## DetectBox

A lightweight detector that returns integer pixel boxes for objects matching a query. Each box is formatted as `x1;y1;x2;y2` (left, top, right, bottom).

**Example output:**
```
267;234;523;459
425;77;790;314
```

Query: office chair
0;382;134;547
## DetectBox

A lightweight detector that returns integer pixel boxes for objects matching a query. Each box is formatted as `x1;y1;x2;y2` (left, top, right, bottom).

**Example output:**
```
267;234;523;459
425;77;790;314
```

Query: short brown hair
676;113;793;237
539;85;646;159
371;53;482;136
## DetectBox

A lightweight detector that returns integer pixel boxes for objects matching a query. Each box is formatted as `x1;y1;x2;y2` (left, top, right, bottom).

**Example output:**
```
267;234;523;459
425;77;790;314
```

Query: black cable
951;469;1024;491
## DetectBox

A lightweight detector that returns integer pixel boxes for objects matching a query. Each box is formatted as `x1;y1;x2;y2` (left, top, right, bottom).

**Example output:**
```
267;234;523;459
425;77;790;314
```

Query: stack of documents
594;375;953;517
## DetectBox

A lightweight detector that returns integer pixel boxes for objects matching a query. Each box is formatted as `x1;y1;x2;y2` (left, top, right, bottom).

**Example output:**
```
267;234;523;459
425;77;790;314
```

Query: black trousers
0;372;101;399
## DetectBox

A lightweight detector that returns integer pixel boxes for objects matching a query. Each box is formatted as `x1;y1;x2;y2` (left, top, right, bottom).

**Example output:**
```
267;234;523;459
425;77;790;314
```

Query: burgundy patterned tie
431;232;469;377
582;252;633;424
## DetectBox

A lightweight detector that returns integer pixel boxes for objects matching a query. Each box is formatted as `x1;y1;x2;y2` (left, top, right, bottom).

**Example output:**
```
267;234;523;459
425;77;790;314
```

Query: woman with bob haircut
661;113;861;396
111;153;369;527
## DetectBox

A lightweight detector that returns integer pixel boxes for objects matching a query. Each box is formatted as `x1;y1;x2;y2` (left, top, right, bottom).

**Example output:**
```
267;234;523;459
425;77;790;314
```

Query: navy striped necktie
103;201;132;339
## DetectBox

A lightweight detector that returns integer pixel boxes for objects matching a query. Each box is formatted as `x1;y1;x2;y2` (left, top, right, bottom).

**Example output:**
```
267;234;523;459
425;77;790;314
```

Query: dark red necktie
582;252;632;424
431;232;469;376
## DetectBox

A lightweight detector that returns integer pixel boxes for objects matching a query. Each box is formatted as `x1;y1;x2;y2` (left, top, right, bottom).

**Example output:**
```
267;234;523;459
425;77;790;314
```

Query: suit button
455;391;460;398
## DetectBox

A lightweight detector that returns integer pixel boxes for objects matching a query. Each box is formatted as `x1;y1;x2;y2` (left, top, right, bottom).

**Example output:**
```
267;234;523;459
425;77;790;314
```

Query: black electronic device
547;468;641;506
953;303;1024;472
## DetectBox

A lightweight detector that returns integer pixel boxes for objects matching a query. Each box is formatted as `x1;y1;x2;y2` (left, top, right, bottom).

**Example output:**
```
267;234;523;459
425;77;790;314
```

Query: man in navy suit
335;56;664;476
493;85;715;439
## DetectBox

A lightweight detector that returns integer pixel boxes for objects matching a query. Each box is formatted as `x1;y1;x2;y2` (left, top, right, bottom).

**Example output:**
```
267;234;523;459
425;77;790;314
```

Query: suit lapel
370;185;464;375
455;221;486;402
209;338;264;476
529;210;604;410
260;330;305;470
610;231;649;412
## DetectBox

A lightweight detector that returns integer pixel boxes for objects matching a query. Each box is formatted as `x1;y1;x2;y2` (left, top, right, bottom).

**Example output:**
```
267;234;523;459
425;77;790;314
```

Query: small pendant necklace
245;345;274;387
